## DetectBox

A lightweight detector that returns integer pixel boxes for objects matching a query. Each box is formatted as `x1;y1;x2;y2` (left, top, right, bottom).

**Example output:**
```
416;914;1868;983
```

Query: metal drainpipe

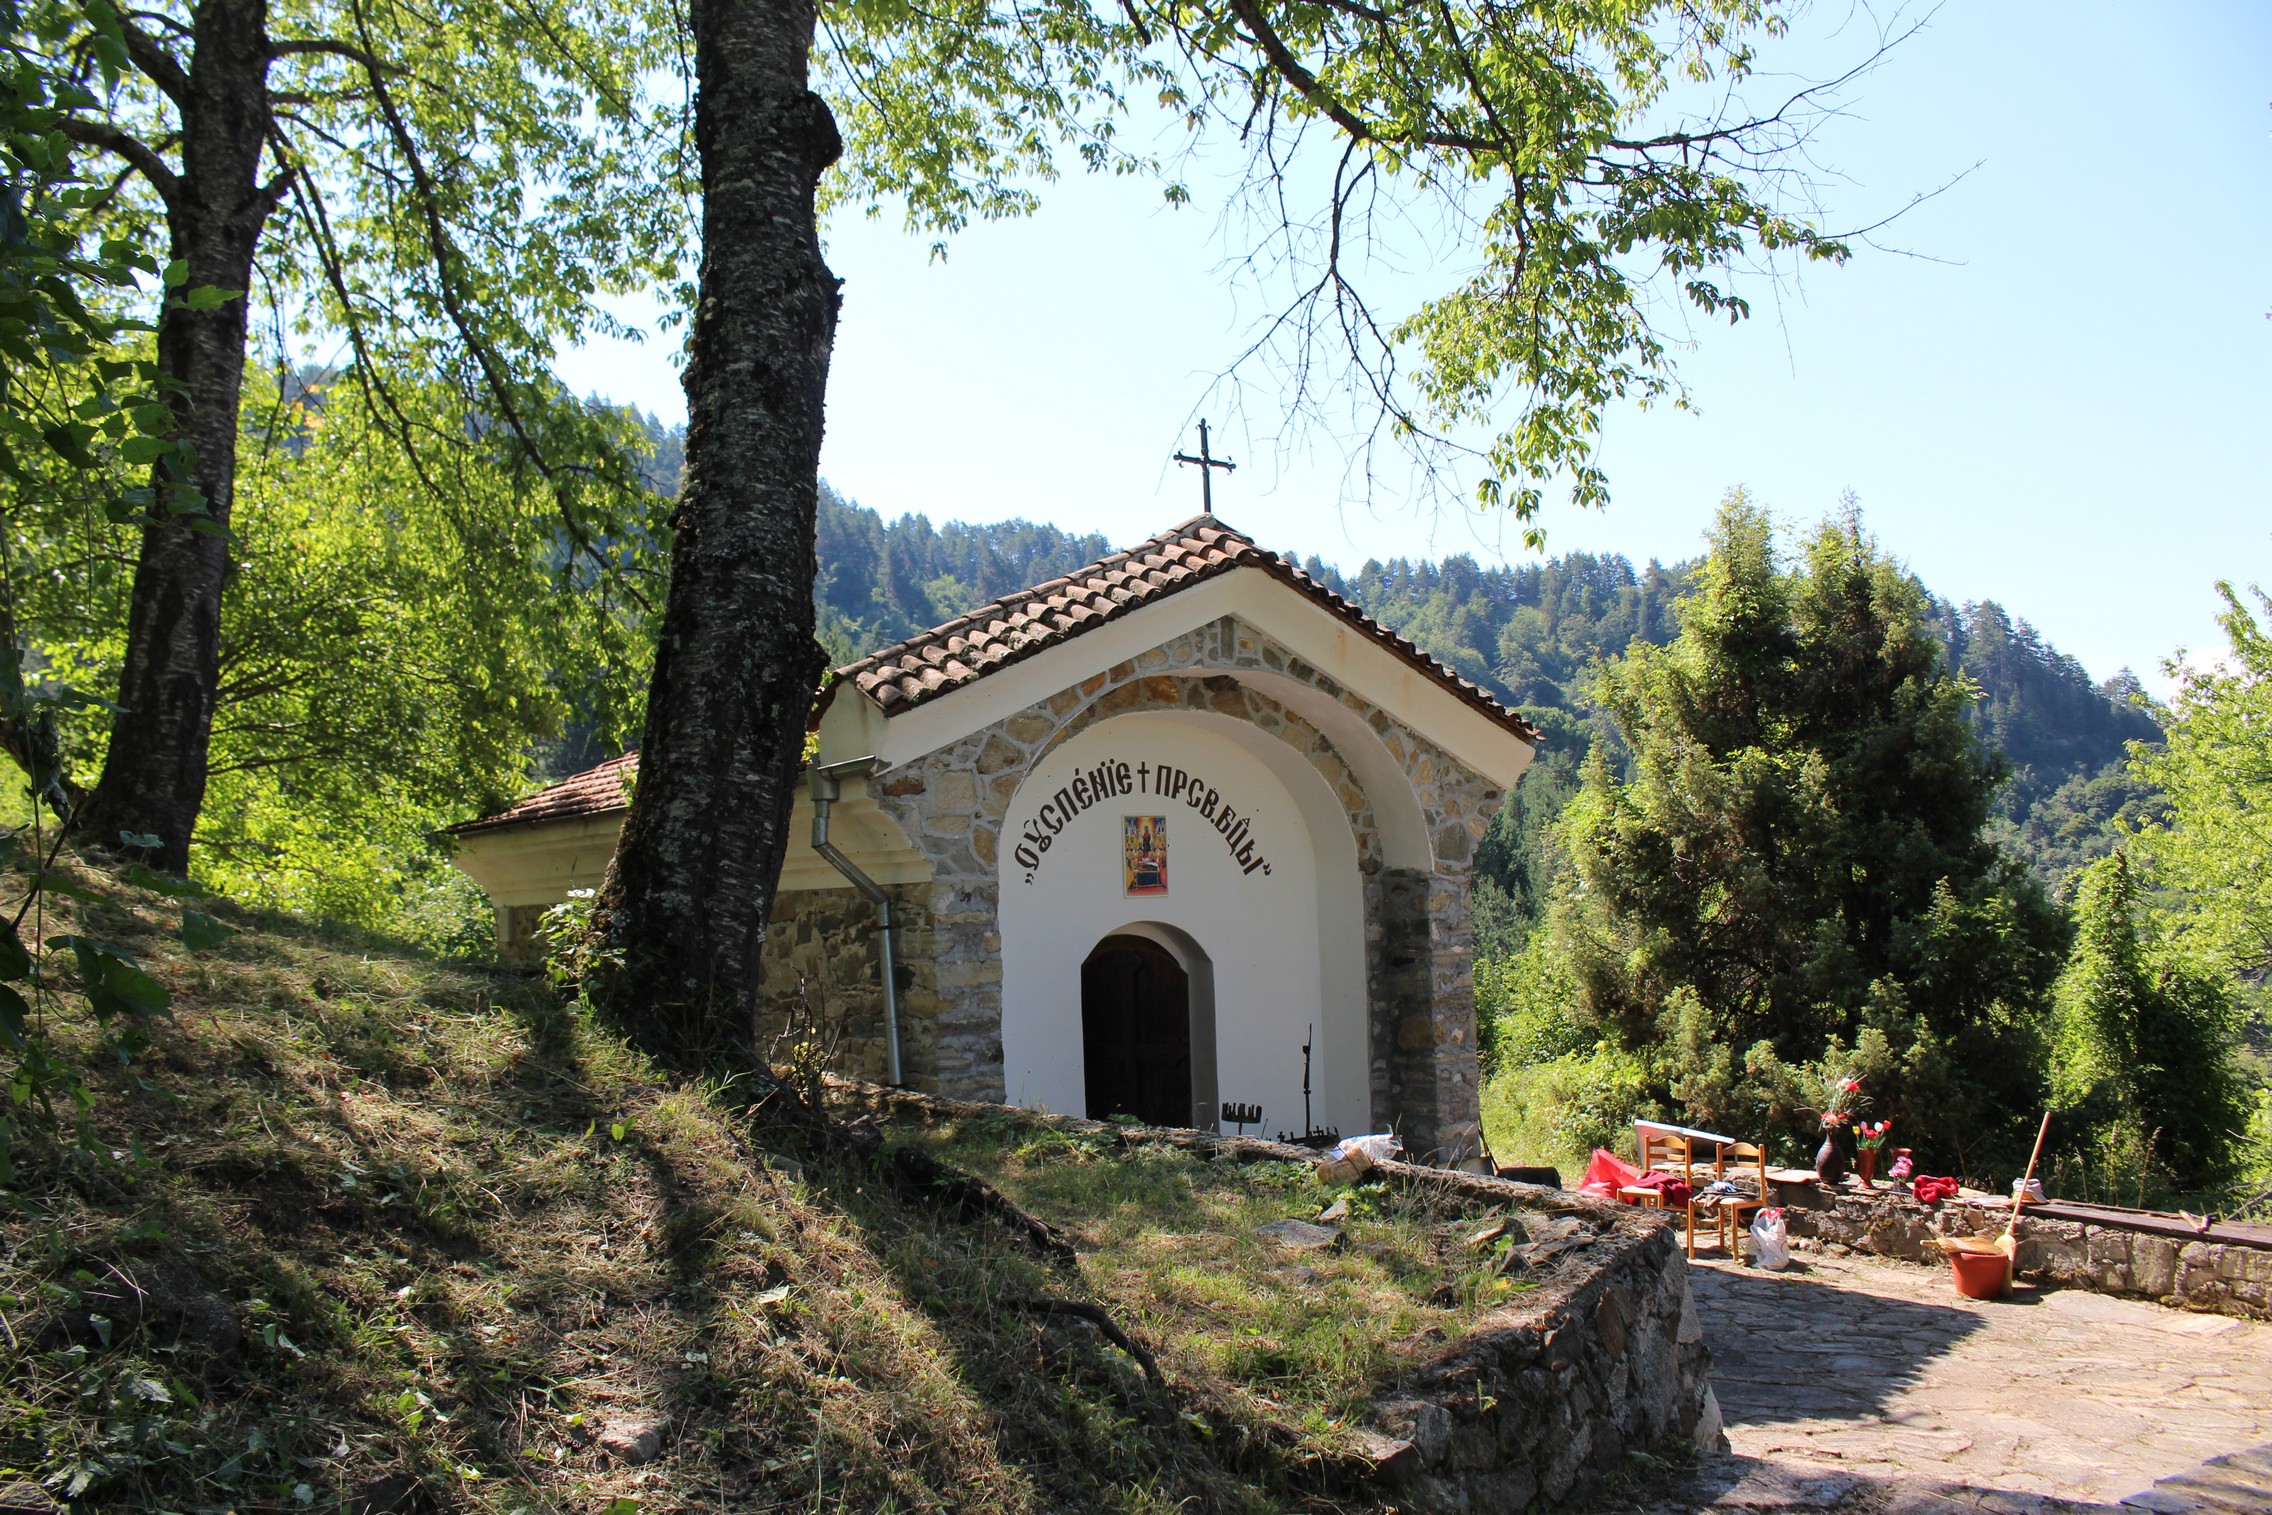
806;757;903;1087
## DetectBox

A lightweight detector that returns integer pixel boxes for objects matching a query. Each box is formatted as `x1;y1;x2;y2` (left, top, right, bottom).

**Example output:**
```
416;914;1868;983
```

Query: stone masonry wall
755;885;939;1087
826;1079;1718;1510
1369;1203;1718;1512
863;613;1506;1159
1773;1180;2272;1322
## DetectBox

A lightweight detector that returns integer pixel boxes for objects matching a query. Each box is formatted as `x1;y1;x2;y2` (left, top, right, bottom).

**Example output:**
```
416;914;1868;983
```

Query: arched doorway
1081;934;1191;1125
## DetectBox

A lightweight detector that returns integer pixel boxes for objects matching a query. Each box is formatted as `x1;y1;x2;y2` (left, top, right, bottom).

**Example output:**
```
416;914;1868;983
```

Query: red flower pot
1949;1249;2008;1299
1856;1149;1879;1186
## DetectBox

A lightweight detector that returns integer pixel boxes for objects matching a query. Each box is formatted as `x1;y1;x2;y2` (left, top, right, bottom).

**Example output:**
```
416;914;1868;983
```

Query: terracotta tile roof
447;752;637;836
454;515;1536;835
831;514;1539;741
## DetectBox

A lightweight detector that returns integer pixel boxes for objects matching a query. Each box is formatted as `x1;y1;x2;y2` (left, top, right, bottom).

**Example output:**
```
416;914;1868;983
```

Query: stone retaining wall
829;1080;1719;1510
1771;1179;2272;1322
1367;1187;1721;1512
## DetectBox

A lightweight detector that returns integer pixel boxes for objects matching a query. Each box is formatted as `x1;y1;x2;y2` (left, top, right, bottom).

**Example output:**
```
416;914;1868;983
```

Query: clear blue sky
556;2;2272;691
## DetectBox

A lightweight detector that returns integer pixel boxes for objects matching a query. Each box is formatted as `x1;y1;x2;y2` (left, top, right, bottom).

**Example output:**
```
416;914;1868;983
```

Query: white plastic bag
1315;1132;1402;1185
1749;1207;1791;1270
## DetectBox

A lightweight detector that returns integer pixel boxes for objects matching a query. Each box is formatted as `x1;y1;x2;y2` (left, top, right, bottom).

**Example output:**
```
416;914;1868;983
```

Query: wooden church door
1080;935;1191;1127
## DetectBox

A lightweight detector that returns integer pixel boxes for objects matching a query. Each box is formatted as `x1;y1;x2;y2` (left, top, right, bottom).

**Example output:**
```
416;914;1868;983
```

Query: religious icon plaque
1123;815;1167;895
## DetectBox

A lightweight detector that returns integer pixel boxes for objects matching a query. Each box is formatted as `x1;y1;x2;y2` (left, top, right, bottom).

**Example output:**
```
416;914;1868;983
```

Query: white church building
448;515;1538;1164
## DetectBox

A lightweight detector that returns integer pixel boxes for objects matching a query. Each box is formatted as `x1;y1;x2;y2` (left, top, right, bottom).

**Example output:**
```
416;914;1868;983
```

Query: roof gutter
806;755;903;1087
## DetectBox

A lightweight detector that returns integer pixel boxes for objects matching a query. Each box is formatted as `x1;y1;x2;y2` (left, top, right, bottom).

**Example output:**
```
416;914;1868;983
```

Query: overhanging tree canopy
46;0;689;869
596;0;1906;1055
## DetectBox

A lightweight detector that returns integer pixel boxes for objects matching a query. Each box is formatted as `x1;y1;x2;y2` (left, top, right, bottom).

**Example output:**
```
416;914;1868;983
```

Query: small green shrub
1481;1043;1655;1172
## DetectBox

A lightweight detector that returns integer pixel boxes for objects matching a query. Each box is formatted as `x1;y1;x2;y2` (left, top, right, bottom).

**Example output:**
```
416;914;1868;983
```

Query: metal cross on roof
1174;419;1236;517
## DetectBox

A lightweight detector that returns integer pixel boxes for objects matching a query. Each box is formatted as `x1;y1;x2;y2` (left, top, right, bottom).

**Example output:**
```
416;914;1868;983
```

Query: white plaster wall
997;710;1367;1137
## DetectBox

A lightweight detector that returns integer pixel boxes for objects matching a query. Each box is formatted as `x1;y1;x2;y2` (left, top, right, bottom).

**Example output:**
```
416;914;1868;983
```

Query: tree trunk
590;0;840;1055
79;0;276;874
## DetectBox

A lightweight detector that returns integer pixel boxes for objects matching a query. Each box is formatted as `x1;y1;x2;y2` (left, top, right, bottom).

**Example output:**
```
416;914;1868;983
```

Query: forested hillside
813;486;1114;661
797;487;2160;912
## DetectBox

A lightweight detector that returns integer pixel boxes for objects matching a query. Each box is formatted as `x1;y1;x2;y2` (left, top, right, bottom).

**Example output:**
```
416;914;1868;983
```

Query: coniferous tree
1550;492;2067;1164
2050;849;2246;1192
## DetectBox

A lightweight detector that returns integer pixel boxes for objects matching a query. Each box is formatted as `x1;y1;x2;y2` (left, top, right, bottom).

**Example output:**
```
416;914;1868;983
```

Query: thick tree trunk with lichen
589;0;840;1055
80;0;276;873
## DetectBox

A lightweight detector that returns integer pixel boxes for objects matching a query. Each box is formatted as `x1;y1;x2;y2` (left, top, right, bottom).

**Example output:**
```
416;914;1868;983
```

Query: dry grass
0;860;1522;1514
897;1116;1534;1439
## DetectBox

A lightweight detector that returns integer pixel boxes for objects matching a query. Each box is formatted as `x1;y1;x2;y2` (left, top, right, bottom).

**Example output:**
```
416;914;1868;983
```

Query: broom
1995;1109;2054;1276
1934;1111;2053;1287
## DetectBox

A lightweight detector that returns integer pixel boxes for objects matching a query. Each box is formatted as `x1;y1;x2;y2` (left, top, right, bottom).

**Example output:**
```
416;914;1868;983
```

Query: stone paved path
1607;1249;2272;1514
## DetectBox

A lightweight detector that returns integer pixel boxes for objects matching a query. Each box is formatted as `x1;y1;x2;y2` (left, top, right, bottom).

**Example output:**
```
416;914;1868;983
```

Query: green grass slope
0;863;1500;1515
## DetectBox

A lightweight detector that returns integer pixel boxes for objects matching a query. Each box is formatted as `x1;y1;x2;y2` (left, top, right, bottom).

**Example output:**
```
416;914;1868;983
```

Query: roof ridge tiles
829;513;1532;742
452;513;1535;835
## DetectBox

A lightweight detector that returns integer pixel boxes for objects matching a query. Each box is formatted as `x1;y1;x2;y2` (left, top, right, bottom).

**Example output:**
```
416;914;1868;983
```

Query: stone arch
1025;672;1392;877
993;708;1369;1134
868;610;1506;1158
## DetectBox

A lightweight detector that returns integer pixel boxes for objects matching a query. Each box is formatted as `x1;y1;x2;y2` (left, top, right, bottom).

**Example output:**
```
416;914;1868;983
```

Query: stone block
931;769;979;809
935;960;1001;990
998;712;1053;746
1093;683;1143;717
2020;1235;2081;1277
2132;1235;2179;1297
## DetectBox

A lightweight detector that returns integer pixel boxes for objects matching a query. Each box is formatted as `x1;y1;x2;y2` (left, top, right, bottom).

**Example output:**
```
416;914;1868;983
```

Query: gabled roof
829;514;1538;739
451;515;1535;836
447;752;635;836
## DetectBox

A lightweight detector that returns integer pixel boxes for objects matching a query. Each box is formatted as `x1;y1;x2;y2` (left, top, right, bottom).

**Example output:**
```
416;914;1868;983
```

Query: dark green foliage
2051;850;2248;1192
1999;763;2168;889
1472;709;1586;958
1549;495;2069;1167
1939;604;2160;793
812;485;1115;661
1298;552;1691;714
1935;602;2163;882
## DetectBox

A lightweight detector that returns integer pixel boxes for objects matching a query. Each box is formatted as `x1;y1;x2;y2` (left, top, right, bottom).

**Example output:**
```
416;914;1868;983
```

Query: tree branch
53;117;181;208
1005;1297;1165;1389
116;13;190;104
268;36;388;70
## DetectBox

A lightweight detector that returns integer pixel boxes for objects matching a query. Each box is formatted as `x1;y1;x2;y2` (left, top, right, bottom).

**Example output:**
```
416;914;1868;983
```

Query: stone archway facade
448;515;1537;1169
863;612;1504;1160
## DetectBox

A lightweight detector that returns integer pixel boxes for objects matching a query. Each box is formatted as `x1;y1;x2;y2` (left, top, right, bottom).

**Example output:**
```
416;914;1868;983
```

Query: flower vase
1855;1148;1879;1186
1815;1131;1851;1185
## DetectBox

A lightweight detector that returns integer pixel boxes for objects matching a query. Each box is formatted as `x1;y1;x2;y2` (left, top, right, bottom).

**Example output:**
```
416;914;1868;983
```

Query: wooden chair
1635;1123;1691;1177
1687;1142;1770;1260
1621;1124;1693;1208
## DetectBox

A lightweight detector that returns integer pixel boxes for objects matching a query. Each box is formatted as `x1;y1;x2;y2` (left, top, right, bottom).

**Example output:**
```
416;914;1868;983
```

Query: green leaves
54;935;170;1026
0;923;27;983
127;862;209;899
2051;851;2248;1190
2133;584;2272;978
179;910;233;952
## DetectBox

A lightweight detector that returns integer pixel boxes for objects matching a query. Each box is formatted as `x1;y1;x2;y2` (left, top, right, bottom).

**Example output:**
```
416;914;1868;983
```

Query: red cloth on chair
1911;1175;1960;1204
1580;1148;1642;1196
1629;1170;1694;1208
